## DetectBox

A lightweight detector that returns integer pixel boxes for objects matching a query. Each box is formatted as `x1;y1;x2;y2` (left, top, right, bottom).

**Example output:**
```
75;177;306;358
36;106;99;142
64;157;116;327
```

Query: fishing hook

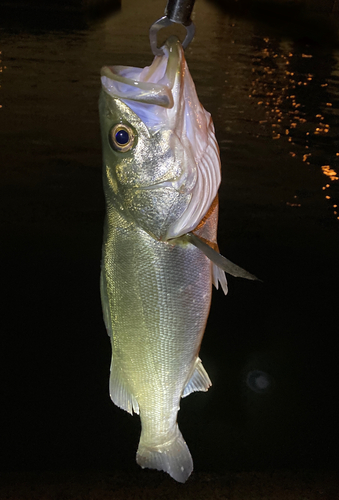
149;0;196;56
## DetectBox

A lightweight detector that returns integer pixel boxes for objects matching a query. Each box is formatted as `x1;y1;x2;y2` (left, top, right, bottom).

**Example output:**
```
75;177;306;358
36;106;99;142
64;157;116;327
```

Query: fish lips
100;36;184;110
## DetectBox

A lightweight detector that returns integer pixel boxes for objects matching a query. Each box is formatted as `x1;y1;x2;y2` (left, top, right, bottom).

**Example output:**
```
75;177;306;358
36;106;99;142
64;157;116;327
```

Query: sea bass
99;36;254;483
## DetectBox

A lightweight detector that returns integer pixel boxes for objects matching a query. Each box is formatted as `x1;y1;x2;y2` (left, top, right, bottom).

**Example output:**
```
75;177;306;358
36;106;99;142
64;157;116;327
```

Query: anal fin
182;357;212;398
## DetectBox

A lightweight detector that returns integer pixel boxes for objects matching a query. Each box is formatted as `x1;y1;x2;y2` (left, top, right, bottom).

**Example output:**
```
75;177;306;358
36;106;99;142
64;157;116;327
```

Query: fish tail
136;424;193;483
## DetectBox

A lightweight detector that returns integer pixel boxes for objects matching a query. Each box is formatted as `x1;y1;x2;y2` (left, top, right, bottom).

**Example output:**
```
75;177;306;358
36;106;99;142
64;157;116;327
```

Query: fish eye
109;124;135;153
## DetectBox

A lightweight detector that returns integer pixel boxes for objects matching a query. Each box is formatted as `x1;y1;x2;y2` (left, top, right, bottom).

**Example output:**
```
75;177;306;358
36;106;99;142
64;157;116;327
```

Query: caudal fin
136;425;193;483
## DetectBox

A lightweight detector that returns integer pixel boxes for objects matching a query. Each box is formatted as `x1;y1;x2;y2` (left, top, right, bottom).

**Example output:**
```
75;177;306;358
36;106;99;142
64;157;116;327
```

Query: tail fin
136;424;193;483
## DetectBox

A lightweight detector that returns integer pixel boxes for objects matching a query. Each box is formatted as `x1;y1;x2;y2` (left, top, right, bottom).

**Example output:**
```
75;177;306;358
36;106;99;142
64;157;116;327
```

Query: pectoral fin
184;232;260;281
182;358;212;398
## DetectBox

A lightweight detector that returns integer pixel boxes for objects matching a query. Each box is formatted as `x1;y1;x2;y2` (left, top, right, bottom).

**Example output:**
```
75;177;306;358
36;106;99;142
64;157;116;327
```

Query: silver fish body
99;37;227;483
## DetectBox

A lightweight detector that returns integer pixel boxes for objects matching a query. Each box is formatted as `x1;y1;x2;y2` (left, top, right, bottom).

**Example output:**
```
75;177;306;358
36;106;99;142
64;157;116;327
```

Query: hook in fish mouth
149;0;196;56
149;16;195;56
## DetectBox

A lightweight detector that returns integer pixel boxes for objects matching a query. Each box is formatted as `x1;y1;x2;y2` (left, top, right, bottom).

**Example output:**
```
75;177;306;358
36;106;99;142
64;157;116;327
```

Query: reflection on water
322;164;339;181
248;36;339;220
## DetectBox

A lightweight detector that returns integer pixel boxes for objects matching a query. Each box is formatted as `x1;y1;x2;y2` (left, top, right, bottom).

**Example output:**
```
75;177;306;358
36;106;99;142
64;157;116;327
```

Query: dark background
1;0;339;496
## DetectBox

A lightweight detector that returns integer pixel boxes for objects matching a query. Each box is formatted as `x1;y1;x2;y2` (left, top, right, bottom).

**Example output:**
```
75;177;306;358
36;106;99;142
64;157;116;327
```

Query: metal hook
149;0;196;56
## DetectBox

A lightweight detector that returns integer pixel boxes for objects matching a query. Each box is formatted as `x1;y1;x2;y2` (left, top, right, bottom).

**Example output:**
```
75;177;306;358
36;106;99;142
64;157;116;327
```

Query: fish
99;35;256;483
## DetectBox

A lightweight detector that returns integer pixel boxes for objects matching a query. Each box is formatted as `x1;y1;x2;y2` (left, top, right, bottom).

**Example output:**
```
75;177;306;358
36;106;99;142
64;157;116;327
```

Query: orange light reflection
321;165;339;181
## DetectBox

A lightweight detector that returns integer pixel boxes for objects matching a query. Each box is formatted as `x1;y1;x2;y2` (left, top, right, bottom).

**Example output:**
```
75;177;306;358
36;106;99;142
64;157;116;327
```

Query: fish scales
103;204;212;401
99;36;227;483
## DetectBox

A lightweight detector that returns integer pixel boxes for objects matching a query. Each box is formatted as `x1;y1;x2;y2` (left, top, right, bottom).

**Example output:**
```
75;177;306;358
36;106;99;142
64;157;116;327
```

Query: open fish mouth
101;36;182;110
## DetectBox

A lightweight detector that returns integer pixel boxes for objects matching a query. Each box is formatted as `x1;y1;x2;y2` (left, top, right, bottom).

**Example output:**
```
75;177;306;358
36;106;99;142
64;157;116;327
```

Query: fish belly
101;205;213;482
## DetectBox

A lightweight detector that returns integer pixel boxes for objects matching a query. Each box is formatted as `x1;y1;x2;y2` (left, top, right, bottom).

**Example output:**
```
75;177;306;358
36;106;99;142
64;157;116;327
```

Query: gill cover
100;36;221;240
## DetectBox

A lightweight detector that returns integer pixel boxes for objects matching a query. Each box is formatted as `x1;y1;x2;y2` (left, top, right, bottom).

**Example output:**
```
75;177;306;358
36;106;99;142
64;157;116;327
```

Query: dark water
1;0;339;481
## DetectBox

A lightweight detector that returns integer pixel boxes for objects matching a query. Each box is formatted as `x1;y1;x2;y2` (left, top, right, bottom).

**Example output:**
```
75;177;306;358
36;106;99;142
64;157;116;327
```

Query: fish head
99;36;221;241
